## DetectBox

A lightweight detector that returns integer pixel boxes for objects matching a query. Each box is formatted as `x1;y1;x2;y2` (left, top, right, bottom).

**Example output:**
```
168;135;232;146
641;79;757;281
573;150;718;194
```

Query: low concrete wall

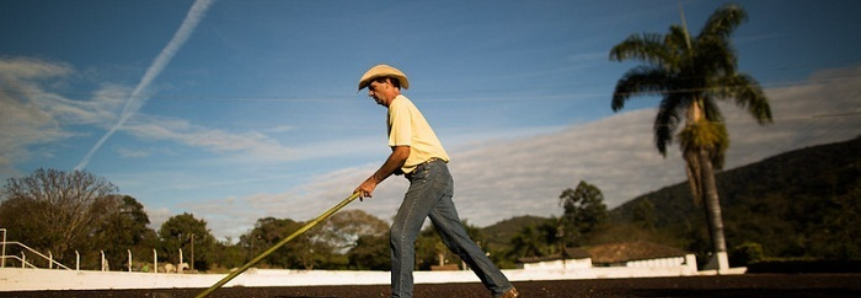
0;262;735;292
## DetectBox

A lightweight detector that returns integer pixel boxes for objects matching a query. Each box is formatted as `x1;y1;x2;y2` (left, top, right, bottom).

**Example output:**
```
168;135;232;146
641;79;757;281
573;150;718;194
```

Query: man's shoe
498;287;519;298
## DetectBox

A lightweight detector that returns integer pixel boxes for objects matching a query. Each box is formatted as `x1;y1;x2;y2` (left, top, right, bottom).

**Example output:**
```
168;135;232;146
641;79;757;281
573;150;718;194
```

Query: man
354;64;519;298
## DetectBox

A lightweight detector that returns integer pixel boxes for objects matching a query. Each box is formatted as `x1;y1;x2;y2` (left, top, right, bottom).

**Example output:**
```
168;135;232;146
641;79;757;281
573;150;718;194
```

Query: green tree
239;217;330;269
311;209;387;269
559;180;608;246
158;213;216;271
415;226;446;270
210;237;246;271
347;233;390;270
631;198;657;230
0;168;118;266
92;195;156;271
506;225;550;260
240;217;290;267
609;3;772;270
330;210;391;270
314;209;388;253
414;219;488;270
809;179;861;259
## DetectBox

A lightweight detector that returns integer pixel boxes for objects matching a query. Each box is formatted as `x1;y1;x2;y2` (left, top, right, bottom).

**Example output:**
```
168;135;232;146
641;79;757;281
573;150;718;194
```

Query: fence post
100;250;106;271
128;249;132;272
76;250;80;271
179;248;184;274
153;249;158;274
48;251;53;269
1;228;6;268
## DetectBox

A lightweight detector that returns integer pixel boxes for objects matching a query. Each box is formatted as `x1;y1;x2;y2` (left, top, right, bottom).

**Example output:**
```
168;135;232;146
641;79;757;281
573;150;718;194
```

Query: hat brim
358;74;410;91
358;65;410;91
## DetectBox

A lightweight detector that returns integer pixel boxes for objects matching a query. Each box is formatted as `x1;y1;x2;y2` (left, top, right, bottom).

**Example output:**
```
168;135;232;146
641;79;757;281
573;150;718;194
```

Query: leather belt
417;157;442;167
405;157;443;179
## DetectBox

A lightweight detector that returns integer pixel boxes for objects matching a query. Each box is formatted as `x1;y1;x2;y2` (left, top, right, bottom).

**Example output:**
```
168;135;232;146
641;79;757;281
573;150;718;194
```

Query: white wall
0;255;734;292
627;256;686;268
521;258;592;270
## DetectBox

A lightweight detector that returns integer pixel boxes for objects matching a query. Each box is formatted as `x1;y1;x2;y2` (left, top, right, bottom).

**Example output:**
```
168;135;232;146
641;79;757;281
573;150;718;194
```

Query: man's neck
386;94;403;107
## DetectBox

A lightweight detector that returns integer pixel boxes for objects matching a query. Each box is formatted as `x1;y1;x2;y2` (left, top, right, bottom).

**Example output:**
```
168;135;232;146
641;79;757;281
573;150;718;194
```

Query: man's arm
355;145;410;199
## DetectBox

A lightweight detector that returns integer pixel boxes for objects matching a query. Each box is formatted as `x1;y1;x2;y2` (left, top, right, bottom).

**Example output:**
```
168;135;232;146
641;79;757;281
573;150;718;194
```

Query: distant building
586;241;690;268
517;247;592;270
518;241;694;270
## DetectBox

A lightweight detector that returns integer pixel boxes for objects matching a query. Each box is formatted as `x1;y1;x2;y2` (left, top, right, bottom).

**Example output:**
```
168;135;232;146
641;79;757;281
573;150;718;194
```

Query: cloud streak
75;0;216;171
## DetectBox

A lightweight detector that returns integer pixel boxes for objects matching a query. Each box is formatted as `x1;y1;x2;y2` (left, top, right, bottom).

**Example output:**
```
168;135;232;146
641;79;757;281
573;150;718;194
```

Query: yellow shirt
387;95;450;174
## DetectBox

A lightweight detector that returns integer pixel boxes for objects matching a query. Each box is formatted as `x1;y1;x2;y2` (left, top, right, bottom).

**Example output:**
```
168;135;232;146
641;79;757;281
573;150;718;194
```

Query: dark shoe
498;287;519;298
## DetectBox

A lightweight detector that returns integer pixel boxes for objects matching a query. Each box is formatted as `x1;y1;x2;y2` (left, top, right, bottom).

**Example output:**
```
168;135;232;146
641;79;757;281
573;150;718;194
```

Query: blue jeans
390;159;513;298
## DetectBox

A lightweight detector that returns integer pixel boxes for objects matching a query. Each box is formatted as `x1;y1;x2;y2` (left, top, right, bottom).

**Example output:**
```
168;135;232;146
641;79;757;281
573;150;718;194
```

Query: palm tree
608;4;772;271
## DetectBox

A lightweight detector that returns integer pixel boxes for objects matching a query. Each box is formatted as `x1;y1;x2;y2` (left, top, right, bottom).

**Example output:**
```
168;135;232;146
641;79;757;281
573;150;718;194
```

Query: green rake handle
193;192;362;298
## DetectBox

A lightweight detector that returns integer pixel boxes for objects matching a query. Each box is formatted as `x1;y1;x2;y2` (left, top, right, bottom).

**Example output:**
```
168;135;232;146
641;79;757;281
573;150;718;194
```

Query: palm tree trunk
683;100;729;272
684;99;705;206
699;148;729;272
683;150;703;206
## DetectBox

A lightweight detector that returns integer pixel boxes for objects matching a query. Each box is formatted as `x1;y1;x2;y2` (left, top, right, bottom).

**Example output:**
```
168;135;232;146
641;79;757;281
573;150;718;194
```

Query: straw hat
358;64;410;91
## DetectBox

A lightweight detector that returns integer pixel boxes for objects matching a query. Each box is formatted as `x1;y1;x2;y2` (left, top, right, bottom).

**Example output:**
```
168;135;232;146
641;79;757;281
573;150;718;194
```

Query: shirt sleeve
388;99;412;147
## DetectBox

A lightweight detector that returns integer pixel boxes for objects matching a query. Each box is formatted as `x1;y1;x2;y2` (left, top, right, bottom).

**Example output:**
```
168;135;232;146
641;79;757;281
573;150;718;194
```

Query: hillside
482;215;552;251
611;136;861;259
478;137;860;260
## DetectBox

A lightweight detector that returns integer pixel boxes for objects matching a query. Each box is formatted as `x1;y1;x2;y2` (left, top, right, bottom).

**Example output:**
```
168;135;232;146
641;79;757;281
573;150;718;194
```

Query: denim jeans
390;159;513;298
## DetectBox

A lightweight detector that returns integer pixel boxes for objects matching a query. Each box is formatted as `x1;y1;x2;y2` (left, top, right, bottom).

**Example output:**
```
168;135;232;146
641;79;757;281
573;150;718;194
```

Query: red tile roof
586;241;688;264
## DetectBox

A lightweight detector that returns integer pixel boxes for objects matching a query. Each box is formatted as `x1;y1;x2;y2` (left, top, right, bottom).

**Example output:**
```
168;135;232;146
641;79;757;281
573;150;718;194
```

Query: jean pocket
409;166;429;181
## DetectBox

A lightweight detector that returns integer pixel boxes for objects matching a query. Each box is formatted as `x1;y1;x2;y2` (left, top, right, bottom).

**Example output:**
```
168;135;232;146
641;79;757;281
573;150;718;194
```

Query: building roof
585;241;688;264
517;247;591;264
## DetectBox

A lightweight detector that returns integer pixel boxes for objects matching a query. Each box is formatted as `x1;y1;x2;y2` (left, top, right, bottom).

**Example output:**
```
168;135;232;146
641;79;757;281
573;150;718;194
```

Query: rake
193;192;361;298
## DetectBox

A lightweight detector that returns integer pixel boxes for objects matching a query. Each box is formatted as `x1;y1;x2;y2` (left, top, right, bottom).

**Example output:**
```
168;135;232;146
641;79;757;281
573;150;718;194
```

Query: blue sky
2;0;859;240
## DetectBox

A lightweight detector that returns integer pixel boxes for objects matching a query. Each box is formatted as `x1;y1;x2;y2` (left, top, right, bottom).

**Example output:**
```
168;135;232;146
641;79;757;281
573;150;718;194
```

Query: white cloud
123;115;297;161
145;207;174;232
0;57;72;79
183;65;861;240
720;64;861;166
266;125;296;133
114;146;152;158
0;58;115;176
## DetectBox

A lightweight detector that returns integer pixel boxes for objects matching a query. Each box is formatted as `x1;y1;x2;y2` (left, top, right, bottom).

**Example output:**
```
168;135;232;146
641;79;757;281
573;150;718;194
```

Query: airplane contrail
75;0;216;171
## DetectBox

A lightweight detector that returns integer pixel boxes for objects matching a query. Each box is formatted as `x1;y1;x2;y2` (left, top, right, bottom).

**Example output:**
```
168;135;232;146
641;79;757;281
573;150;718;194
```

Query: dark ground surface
3;274;860;298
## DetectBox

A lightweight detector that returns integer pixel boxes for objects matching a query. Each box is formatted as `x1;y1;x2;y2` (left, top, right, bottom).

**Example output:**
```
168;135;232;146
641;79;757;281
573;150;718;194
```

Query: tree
239;217;331;270
314;209;388;269
558;180;608;246
609;3;772;271
0;168;118;265
210;237;246;271
414;219;488;270
506;225;550;260
347;233;390;270
631;198;657;230
415;226;448;270
158;213;216;271
92;195;156;271
314;209;388;253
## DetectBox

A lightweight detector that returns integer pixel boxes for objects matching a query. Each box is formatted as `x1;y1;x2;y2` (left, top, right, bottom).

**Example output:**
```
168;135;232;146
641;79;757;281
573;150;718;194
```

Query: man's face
368;79;397;107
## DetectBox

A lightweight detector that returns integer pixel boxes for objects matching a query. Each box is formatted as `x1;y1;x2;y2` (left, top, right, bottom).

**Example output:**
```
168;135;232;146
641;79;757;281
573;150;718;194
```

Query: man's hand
355;176;379;201
354;146;410;201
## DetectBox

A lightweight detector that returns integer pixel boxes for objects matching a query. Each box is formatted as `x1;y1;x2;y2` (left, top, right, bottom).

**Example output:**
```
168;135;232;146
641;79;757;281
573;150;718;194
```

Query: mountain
479;137;861;261
611;136;861;259
482;215;552;251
